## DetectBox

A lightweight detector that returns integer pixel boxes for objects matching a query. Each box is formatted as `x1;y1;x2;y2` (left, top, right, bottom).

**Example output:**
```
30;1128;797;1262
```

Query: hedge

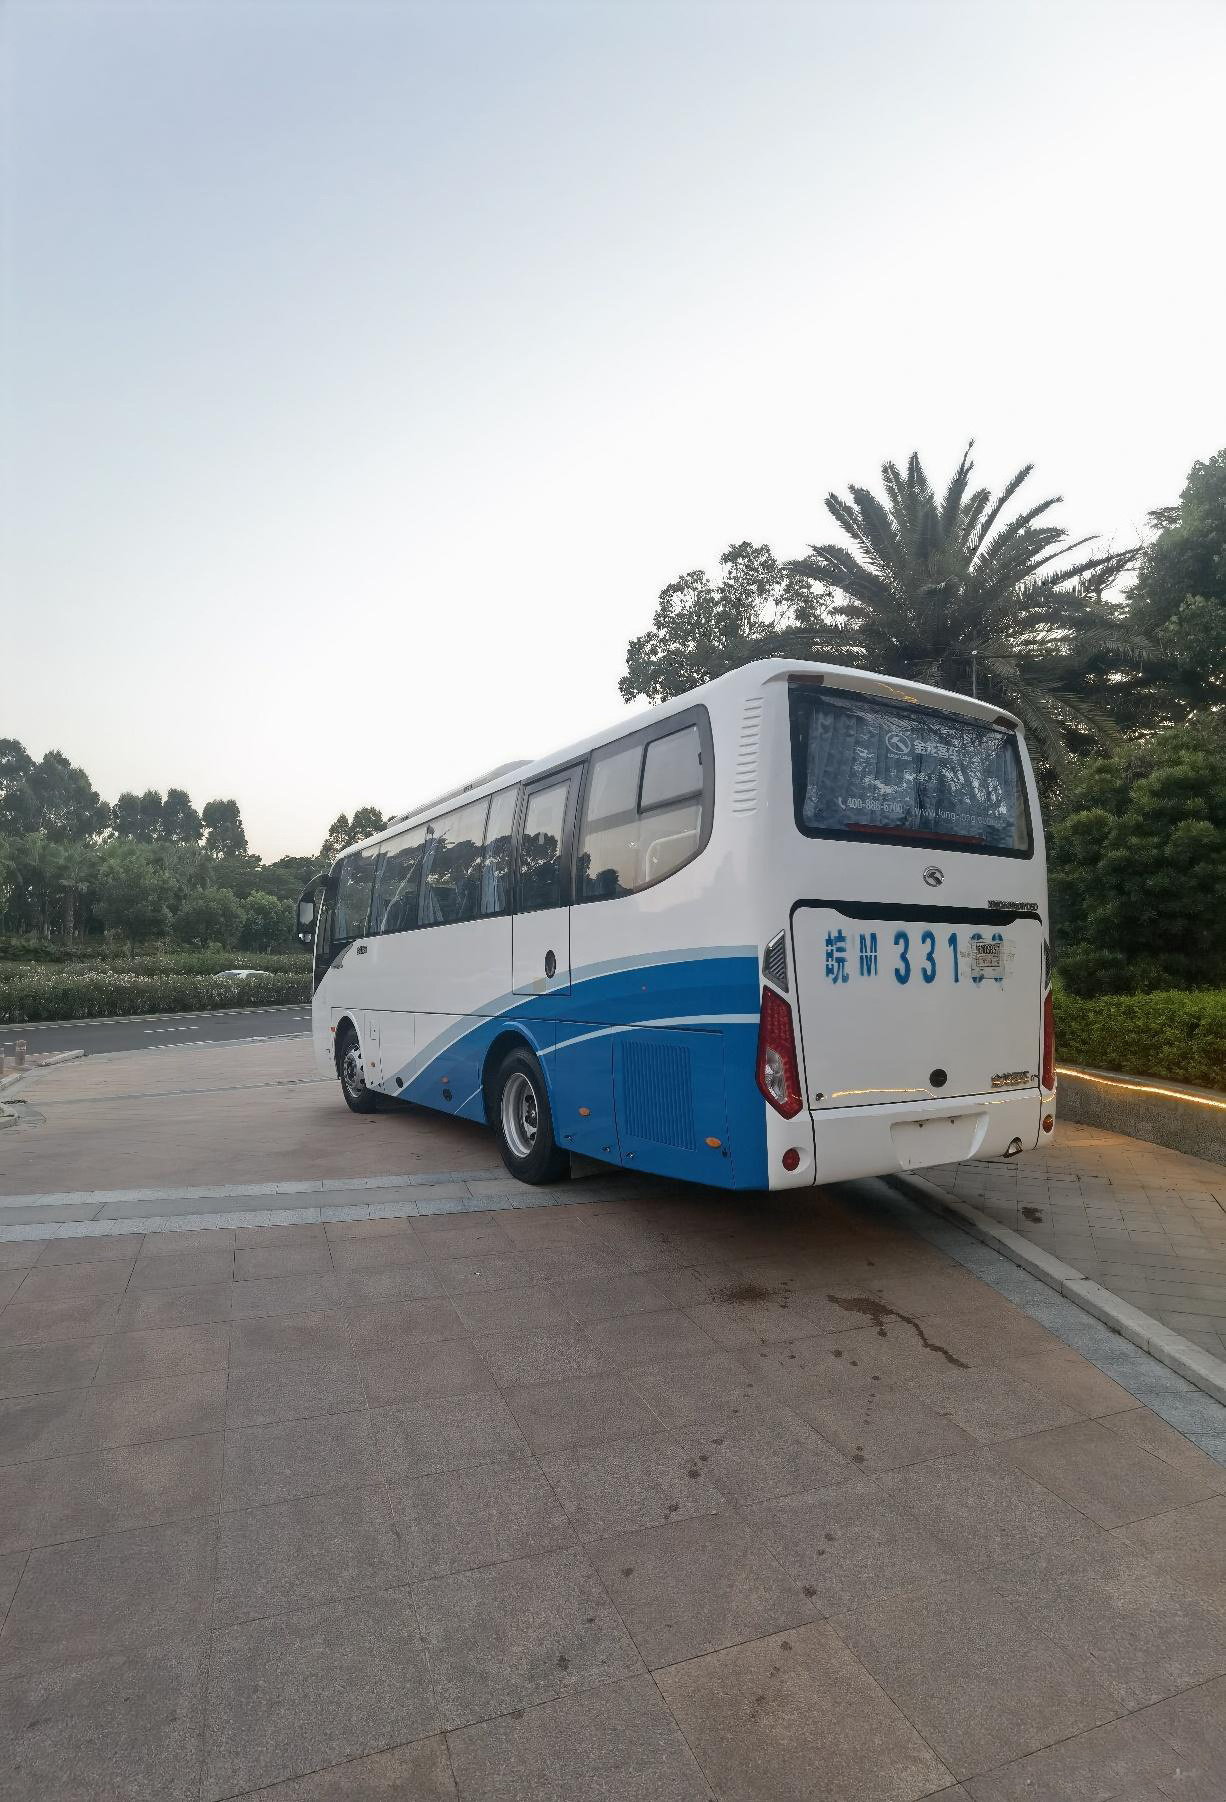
0;943;308;975
1053;985;1226;1092
0;966;310;1025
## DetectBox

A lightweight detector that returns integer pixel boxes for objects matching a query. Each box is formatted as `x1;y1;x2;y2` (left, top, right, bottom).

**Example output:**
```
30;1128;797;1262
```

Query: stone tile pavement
927;1121;1226;1362
2;1180;1226;1799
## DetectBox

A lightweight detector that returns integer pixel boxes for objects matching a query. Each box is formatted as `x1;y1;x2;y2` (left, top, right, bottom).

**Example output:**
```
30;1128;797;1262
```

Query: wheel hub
342;1044;365;1097
501;1070;539;1159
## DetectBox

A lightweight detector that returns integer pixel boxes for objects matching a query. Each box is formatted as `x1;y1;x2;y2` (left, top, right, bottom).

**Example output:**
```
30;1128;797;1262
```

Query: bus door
511;768;581;998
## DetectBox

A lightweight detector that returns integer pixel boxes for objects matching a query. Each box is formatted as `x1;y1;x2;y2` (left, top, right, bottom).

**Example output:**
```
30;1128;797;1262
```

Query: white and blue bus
298;660;1055;1190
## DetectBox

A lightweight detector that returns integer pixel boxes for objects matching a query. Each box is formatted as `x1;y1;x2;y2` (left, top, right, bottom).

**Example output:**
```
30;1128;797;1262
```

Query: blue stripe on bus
383;949;769;1190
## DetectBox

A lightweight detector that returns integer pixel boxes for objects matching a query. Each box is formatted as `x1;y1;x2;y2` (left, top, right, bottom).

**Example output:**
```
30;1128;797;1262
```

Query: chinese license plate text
822;927;1011;987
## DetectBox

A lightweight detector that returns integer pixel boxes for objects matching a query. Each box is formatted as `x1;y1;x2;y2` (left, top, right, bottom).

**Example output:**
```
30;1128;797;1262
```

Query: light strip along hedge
0;967;310;1025
1053;986;1226;1093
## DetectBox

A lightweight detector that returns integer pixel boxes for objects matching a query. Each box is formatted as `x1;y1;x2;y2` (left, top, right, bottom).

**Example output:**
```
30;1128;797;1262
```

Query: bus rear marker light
705;1136;722;1148
781;1148;801;1171
578;1107;591;1117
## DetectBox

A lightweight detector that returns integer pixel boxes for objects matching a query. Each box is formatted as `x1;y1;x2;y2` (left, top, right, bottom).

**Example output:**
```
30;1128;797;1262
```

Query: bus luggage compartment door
612;1027;734;1188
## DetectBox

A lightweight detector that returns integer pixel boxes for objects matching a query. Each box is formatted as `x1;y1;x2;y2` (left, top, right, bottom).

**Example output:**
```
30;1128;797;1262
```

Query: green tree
173;887;243;949
201;798;248;858
111;788;165;842
257;855;319;902
53;840;99;942
0;746;108;842
160;788;203;845
1127;448;1226;718
622;448;1144;777
111;793;144;839
789;447;1142;772
620;543;841;705
238;890;293;951
94;844;180;948
317;807;387;866
1049;719;1226;994
0;741;37;837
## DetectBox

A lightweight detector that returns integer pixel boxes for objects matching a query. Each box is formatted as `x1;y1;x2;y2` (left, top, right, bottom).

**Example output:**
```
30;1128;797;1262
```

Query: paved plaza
3;1178;1226;1798
3;1038;1226;1798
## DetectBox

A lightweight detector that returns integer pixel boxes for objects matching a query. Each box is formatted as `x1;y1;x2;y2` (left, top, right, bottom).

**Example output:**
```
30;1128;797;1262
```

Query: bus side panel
549;1033;619;1163
720;1020;770;1191
394;1014;481;1117
550;948;762;1184
612;1027;735;1188
389;1010;556;1124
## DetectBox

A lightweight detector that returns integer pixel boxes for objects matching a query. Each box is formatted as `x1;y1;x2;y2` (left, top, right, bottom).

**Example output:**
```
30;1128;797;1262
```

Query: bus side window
370;829;425;935
518;782;569;913
641;725;702;808
640;726;703;883
313;869;340;988
333;849;377;943
578;741;643;900
420;798;488;926
480;788;517;916
578;721;706;900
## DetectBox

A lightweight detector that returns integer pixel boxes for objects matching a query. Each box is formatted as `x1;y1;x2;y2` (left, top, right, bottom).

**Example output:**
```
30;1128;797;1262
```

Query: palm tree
790;446;1142;774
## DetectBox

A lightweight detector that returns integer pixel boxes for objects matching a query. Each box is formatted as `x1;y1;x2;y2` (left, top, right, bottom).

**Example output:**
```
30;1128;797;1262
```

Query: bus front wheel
337;1024;378;1114
494;1050;569;1186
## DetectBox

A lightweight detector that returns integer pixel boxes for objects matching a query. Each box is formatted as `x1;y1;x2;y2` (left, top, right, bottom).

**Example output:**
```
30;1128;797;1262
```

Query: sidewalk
927;1122;1226;1362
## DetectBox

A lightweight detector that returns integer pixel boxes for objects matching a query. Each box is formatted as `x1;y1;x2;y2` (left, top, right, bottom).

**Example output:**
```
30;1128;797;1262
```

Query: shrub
0;965;309;1024
1053;984;1226;1090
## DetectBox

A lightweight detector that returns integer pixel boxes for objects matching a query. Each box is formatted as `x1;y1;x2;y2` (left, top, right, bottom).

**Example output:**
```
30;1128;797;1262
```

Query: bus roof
347;659;1022;857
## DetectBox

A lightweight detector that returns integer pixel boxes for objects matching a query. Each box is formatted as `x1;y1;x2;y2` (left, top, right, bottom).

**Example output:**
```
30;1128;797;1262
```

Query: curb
0;1049;81;1091
890;1169;1226;1410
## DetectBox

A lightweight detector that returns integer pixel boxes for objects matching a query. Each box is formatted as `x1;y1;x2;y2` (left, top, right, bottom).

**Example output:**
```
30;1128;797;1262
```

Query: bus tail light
1041;989;1055;1091
757;989;803;1118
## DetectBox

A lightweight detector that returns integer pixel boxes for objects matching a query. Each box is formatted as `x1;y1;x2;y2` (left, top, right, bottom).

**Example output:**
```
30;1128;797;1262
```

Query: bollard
0;1048;5;1077
15;1040;26;1069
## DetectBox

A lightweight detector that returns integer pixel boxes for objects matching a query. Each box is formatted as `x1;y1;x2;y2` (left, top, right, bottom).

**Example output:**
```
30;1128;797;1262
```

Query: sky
3;0;1224;860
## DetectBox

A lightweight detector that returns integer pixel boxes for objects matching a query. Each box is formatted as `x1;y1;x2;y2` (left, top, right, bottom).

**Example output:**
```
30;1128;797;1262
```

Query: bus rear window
790;686;1031;856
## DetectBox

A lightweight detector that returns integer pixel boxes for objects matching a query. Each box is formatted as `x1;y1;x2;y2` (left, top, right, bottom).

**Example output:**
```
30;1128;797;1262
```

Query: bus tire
337;1023;378;1114
494;1049;569;1185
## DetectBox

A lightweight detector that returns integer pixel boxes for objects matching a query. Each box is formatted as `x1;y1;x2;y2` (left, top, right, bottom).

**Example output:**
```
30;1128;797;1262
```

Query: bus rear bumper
801;1088;1044;1187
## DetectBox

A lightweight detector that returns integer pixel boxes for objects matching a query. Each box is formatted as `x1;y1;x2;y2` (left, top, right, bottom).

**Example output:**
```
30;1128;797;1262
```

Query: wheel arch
332;1011;361;1075
480;1027;549;1125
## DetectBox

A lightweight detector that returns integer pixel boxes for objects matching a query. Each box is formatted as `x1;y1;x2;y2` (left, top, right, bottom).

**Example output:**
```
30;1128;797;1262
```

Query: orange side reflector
705;1136;722;1149
578;1106;591;1117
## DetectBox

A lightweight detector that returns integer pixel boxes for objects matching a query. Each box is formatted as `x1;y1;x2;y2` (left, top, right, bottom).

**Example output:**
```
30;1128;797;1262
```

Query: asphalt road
0;1003;312;1059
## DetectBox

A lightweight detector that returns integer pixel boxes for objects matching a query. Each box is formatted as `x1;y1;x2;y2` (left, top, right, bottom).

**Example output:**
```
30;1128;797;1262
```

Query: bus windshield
790;685;1031;855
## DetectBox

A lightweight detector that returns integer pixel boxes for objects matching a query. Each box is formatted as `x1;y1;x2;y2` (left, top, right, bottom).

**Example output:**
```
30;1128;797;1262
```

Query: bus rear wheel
494;1049;569;1185
337;1024;378;1114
